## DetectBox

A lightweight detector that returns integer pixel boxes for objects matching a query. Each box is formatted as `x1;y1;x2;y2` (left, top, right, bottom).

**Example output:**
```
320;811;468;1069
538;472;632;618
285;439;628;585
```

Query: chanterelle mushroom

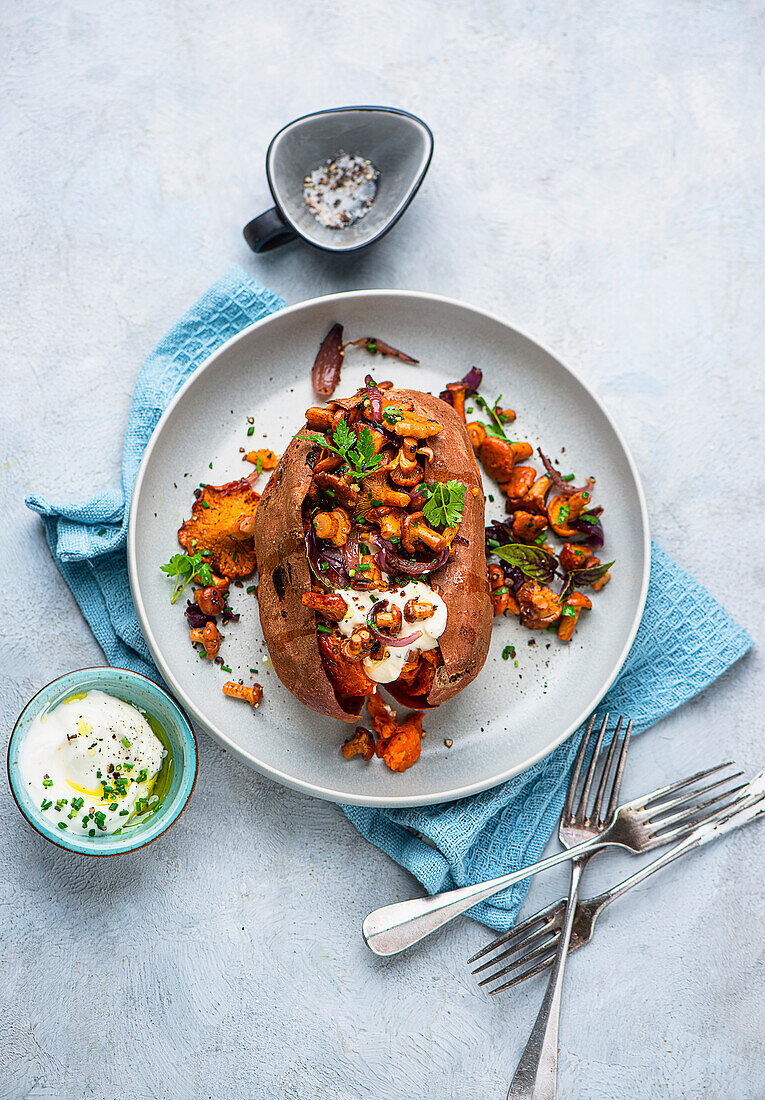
178;479;259;578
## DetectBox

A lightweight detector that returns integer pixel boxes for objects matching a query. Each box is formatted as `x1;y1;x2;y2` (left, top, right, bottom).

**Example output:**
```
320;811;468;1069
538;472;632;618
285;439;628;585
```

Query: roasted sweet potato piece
381;712;424;773
178;479;259;578
244;448;278;469
367;692;398;740
318;631;376;700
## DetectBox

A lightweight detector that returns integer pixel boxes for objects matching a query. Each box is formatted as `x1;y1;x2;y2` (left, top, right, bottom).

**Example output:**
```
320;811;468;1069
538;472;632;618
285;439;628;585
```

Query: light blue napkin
27;266;752;931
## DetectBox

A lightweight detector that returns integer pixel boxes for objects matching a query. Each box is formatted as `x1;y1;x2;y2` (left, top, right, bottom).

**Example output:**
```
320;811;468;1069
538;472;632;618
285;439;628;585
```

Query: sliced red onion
305;528;350;589
569;509;605;549
341;531;360;575
382;542;450;576
185;601;214;629
537;449;595;497
439;366;483;404
408;488;428;509
363;374;383;422
366;599;423;647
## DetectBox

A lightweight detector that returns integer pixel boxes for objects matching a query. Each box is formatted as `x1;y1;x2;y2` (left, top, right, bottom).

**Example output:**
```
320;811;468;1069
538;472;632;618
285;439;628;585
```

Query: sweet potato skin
253;388;492;719
254;432;362;723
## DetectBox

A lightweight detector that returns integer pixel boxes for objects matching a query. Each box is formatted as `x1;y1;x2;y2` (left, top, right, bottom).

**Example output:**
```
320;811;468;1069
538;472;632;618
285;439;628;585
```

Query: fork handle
507;859;586;1100
362;836;600;956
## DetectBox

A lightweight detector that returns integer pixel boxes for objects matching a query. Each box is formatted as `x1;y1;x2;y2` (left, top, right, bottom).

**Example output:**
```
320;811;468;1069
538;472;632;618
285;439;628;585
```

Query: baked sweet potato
254;387;493;722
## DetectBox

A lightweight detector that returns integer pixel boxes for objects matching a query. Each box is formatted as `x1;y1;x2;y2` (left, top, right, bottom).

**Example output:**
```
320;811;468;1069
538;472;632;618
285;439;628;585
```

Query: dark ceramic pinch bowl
244;105;433;254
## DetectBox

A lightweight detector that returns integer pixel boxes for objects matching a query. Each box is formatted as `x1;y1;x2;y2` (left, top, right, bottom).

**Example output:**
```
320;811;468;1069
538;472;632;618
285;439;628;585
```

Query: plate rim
128;289;651;807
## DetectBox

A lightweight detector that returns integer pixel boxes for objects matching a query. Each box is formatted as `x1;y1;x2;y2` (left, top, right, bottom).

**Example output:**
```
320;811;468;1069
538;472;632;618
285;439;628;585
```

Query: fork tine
487;949;560;994
575;712;609;823
591;715;623;824
639;762;735;809
604;718;633;823
467;905;558;965
644;771;745;819
564;713;597;820
477;933;560;985
647;790;753;847
649;784;750;834
472;923;559;975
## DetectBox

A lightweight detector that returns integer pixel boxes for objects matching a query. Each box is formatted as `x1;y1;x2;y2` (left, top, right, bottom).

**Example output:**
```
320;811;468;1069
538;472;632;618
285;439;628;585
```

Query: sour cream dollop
334;580;447;683
17;689;166;837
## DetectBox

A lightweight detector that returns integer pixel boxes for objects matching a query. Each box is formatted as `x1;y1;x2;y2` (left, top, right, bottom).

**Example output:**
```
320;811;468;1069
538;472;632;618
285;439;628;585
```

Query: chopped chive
68;808;77;819
137;769;148;783
121;737;131;749
71;797;84;811
247;425;255;437
57;822;68;830
221;665;232;674
201;501;210;509
41;799;52;811
119;809;129;816
356;563;372;571
109;803;118;811
493;585;509;596
97;527;107;535
316;623;333;634
208;462;213;469
502;645;516;661
42;775;53;788
96;770;102;778
246;585;257;594
534;534;547;545
88;829;96;837
562;473;575;482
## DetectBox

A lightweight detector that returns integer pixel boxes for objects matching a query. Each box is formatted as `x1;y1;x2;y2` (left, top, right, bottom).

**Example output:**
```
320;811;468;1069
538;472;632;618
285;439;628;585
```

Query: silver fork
506;712;631;1100
472;769;765;995
362;754;746;957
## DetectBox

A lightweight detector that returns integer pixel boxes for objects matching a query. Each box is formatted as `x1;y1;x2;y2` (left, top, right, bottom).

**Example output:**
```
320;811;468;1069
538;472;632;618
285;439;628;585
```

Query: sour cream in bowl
8;668;197;856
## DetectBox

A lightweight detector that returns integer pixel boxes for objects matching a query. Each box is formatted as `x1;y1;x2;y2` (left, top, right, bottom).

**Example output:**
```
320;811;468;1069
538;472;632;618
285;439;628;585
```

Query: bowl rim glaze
7;666;198;857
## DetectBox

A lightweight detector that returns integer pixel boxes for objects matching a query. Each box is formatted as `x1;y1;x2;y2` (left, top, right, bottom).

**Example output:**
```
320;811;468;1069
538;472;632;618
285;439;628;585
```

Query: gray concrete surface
1;2;763;1097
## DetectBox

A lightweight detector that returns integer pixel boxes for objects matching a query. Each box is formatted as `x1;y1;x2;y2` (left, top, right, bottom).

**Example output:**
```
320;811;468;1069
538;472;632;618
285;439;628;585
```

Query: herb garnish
302;421;387;482
493;543;559;584
160;551;214;604
421;480;467;529
474;394;515;442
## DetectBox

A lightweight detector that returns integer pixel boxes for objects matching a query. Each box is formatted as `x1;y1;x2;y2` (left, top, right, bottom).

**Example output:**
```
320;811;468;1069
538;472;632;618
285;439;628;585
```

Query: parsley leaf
421;480;467;529
160;552;214;603
301;420;386;482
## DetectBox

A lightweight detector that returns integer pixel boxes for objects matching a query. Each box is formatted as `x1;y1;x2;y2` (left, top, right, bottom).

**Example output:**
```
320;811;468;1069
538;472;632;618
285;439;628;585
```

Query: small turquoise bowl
8;667;198;856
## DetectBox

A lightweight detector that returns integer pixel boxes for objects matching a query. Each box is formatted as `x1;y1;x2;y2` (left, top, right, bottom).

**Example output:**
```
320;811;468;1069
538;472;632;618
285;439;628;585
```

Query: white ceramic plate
128;291;649;807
